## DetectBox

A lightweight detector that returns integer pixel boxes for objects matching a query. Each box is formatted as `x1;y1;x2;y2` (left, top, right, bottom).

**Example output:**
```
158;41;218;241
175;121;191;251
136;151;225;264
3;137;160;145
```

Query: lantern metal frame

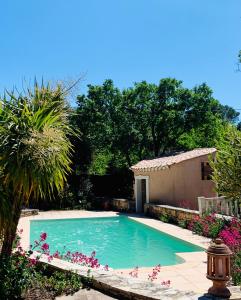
206;238;233;299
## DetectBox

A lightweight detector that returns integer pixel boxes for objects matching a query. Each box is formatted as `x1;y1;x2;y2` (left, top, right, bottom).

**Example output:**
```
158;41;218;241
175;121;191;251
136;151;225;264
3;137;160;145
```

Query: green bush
32;270;82;297
232;251;241;285
0;253;35;299
159;213;170;223
0;255;82;300
208;218;225;239
188;213;226;238
177;219;188;229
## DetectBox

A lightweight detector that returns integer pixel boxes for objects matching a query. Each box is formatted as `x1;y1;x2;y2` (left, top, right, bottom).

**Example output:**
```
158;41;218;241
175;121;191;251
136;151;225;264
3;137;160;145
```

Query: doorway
135;176;149;213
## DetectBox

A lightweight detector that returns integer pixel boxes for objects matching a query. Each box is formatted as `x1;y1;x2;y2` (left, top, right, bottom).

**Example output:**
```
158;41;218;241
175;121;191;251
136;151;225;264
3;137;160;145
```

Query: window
201;162;212;180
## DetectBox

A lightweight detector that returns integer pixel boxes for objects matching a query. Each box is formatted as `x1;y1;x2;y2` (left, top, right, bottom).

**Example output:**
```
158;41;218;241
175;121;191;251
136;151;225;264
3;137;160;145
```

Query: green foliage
32;270;82;297
232;251;241;285
89;150;113;175
0;83;73;201
159;213;170;223
75;78;239;172
159;212;176;224
0;253;36;299
177;219;188;229
210;126;241;203
0;81;74;254
179;117;227;150
0;255;82;300
188;214;226;238
208;218;226;239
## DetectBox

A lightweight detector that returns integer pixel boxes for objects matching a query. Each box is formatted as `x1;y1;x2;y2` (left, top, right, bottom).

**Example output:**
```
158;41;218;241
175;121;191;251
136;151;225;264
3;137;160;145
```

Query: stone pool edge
39;254;201;300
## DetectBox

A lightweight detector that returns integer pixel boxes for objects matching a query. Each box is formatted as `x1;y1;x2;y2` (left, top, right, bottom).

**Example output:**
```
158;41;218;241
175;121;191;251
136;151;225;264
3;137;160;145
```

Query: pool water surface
30;216;203;269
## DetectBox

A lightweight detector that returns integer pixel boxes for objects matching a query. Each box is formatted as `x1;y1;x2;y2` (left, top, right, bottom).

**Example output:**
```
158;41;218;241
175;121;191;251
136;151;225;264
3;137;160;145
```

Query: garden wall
21;209;39;217
144;203;199;222
112;198;136;212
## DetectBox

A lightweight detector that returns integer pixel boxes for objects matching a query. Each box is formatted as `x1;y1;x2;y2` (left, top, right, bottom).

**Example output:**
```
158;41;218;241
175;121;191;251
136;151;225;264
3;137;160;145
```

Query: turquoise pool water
30;216;203;269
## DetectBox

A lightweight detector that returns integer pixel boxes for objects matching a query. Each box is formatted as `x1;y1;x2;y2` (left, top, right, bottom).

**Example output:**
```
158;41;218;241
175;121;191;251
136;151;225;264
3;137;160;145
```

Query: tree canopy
75;78;239;173
211;126;241;203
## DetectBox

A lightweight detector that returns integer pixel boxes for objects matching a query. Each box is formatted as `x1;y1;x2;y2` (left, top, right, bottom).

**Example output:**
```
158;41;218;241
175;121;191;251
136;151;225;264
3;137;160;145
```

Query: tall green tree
210;126;241;203
75;78;239;172
0;83;73;256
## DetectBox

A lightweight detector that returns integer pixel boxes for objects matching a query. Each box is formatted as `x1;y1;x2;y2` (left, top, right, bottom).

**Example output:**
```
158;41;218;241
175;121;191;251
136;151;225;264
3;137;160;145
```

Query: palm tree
0;82;73;256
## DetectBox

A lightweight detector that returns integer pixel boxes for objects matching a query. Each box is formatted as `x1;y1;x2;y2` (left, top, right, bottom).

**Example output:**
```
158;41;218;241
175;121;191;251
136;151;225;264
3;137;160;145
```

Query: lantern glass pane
217;257;223;277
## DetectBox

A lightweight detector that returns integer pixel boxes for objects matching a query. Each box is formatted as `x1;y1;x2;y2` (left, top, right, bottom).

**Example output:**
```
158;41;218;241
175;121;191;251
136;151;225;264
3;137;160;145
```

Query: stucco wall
133;154;216;210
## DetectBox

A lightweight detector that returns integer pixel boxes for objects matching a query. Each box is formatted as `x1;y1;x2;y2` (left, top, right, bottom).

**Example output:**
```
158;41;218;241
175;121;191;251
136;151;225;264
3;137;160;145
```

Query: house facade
131;148;217;213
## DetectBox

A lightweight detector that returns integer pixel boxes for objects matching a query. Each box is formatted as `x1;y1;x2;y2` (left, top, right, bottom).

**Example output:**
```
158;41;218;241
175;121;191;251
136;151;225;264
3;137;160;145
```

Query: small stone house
131;148;217;213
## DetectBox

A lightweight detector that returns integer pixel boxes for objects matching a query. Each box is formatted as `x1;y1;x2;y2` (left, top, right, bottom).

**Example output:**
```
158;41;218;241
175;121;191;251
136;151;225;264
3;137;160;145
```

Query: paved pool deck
18;210;211;294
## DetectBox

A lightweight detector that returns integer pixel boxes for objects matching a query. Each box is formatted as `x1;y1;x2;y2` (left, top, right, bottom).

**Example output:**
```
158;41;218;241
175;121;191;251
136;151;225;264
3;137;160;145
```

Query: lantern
206;238;233;299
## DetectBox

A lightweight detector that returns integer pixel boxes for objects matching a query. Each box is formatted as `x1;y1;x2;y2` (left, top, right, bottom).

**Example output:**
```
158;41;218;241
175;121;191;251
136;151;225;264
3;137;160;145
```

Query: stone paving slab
56;289;117;300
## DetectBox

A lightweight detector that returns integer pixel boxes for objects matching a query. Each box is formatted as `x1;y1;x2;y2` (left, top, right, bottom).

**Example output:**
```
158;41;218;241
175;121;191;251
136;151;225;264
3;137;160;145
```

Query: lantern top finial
214;238;222;245
206;238;232;256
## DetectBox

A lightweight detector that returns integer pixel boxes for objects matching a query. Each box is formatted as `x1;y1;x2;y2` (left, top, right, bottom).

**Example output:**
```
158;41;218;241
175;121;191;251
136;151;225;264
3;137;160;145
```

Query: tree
75;78;239;172
0;82;73;256
210;126;241;203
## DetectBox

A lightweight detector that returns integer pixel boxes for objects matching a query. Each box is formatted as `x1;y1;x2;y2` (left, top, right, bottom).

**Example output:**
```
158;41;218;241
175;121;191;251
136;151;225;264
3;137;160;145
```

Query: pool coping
17;210;233;295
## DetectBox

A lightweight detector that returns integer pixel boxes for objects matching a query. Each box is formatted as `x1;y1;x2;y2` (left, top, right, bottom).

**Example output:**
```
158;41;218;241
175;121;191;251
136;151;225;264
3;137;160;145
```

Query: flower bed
164;212;241;285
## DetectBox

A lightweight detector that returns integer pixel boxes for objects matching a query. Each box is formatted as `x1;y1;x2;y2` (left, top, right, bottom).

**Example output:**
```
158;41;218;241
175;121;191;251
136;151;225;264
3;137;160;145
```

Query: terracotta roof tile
131;148;216;172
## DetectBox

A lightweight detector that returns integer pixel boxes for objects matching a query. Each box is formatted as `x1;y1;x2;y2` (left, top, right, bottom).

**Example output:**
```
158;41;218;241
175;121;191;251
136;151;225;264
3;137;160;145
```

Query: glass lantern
206;238;232;299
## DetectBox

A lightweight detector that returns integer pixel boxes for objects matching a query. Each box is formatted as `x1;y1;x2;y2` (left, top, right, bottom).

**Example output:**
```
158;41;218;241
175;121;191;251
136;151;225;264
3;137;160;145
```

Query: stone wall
144;203;199;222
112;198;135;212
21;209;39;218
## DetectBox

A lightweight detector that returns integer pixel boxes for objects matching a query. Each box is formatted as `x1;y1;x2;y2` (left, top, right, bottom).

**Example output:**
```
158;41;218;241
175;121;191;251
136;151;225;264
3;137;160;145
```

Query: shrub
159;212;177;224
30;270;82;298
188;214;241;285
177;219;188;229
0;231;104;299
159;213;170;223
232;251;241;285
188;213;226;238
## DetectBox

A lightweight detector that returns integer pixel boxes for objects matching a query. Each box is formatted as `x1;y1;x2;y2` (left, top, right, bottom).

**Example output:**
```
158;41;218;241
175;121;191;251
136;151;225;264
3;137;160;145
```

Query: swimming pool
30;216;203;269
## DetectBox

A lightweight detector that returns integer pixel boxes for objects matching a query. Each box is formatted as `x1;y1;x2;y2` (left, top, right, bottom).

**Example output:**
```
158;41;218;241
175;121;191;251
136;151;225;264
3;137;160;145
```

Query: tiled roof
131;148;216;172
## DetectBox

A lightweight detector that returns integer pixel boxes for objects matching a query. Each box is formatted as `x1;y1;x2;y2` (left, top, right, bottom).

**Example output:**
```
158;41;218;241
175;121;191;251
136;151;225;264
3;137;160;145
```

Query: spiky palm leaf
0;83;74;243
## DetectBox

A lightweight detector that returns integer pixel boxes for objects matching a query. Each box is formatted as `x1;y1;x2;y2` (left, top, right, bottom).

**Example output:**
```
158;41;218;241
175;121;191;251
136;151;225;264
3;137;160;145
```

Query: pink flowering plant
0;230;106;299
218;218;241;285
128;264;171;287
188;213;226;238
0;230;55;299
148;264;161;281
129;266;139;278
188;214;241;285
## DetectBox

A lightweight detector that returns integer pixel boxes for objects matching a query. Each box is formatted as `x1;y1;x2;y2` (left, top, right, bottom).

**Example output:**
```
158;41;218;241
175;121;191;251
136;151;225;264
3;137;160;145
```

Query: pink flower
29;258;37;266
129;266;139;278
53;251;60;259
161;280;171;287
41;243;49;252
148;264;161;281
48;255;53;262
40;232;47;241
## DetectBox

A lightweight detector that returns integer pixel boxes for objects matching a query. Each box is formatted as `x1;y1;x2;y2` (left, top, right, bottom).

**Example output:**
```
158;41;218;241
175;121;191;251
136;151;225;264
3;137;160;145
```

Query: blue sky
0;0;240;108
